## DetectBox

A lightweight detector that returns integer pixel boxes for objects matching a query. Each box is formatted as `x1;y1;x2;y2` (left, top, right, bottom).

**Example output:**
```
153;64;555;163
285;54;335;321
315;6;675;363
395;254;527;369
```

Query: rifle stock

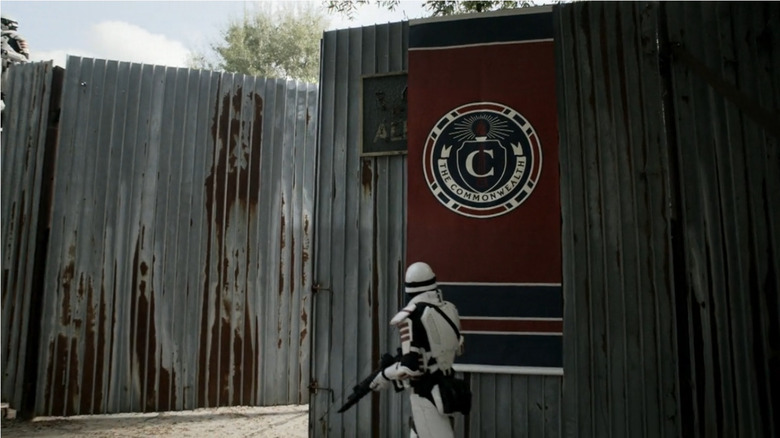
337;349;401;413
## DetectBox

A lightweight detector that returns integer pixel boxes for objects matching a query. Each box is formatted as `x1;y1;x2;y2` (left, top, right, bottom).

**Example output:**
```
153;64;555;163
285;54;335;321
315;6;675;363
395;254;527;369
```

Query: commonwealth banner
407;9;561;374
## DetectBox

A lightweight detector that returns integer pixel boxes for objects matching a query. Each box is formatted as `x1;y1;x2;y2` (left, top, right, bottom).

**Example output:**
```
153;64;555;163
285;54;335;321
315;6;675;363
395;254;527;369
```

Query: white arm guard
382;361;422;380
369;360;421;391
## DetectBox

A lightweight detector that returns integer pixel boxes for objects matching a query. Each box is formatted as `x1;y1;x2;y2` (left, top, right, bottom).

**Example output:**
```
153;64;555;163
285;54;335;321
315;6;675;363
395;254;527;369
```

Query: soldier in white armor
1;14;29;113
1;14;29;70
370;262;465;438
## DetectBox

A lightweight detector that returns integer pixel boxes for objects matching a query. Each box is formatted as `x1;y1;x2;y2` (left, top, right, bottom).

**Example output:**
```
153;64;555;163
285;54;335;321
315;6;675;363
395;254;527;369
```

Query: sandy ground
1;404;309;438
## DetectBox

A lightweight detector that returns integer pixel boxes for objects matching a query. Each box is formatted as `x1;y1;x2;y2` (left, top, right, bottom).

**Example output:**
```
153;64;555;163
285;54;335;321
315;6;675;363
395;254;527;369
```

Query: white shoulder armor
390;302;417;326
420;302;461;371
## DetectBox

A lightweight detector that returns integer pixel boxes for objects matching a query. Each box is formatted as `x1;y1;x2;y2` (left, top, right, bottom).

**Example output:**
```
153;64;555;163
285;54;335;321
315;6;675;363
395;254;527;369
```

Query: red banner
407;10;561;372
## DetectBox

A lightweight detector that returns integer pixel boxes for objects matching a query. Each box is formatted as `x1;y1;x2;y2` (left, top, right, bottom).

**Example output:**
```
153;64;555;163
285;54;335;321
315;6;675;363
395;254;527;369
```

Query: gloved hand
370;371;392;391
384;362;422;380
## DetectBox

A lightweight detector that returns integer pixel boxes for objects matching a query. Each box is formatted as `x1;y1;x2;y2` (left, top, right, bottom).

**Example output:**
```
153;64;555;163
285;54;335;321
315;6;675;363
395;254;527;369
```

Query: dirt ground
1;404;309;438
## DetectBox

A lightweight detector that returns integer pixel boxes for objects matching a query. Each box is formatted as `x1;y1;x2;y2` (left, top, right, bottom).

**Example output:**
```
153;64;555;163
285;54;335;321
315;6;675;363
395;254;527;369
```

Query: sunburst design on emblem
451;114;513;141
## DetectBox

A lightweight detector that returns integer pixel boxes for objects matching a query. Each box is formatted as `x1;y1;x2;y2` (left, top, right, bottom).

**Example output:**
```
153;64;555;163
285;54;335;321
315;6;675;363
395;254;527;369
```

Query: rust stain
60;263;74;325
239;298;257;405
197;257;211;407
290;230;295;296
93;276;109;413
301;215;310;286
67;337;80;415
300;298;308;326
130;232;160;412
43;339;55;414
219;314;231;405
81;275;96;414
159;366;175;412
203;79;267;408
361;158;373;194
280;202;286;249
232;326;243;405
47;334;68;415
299;328;308;347
207;85;264;234
75;275;85;331
205;284;220;407
279;205;286;297
131;290;160;412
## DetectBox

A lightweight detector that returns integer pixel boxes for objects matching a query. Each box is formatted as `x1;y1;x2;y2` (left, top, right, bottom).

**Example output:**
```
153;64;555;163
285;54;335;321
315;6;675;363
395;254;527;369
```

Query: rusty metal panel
1;61;58;412
664;2;779;437
34;56;316;416
310;21;410;438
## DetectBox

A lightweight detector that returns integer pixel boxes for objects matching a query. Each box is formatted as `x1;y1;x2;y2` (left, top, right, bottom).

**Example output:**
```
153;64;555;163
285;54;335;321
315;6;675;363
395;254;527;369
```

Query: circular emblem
422;102;542;218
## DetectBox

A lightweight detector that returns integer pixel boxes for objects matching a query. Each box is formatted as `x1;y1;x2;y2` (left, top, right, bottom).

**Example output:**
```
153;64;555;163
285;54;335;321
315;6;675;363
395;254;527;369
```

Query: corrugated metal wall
555;3;679;436
664;3;779;437
31;56;316;416
556;2;778;437
310;19;563;438
1;61;61;414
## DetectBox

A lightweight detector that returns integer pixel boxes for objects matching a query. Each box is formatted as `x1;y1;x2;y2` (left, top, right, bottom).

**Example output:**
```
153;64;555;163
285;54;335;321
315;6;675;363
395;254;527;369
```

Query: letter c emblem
465;149;494;178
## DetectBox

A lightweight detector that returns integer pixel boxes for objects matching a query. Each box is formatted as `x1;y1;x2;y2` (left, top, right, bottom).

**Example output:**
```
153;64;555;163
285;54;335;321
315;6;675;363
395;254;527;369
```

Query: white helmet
1;15;19;31
404;262;438;294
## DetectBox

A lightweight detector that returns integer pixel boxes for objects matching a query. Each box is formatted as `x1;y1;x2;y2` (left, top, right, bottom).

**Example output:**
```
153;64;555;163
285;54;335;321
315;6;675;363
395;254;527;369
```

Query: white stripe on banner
408;38;555;52
461;331;563;336
453;364;564;376
460;316;563;321
440;281;561;287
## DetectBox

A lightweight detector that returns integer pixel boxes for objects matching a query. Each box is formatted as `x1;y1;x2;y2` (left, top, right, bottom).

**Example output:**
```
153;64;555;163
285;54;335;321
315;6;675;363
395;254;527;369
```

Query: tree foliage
189;4;327;83
424;1;535;15
325;0;535;18
325;0;401;18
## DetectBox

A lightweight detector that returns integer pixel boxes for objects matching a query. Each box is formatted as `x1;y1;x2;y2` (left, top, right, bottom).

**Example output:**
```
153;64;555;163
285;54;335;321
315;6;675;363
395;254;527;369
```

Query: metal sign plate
361;72;407;156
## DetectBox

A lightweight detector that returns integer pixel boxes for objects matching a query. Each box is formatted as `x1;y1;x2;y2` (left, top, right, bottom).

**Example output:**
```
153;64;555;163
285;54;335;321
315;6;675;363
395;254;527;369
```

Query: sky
0;0;428;68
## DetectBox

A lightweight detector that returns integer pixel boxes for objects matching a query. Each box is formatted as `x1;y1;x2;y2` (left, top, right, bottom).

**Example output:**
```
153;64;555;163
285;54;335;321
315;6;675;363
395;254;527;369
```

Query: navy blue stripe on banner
409;11;553;49
458;333;562;368
440;283;562;318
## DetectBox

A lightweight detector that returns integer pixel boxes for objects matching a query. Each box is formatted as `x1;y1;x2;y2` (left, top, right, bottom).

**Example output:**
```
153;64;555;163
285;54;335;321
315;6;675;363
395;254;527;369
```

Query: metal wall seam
310;28;338;437
552;4;587;437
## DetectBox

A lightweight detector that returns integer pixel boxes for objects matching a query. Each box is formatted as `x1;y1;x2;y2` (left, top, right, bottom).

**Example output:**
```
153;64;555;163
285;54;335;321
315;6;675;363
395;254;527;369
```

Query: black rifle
337;349;402;413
